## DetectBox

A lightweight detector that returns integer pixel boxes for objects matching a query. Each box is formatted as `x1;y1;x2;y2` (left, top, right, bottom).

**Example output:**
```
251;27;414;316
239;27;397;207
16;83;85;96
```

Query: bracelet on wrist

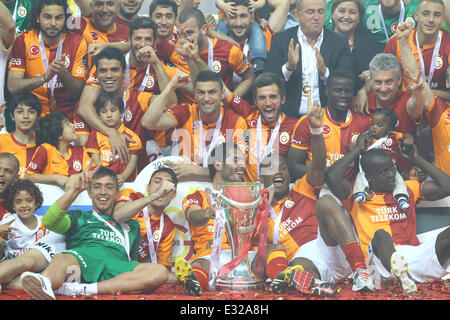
310;126;323;135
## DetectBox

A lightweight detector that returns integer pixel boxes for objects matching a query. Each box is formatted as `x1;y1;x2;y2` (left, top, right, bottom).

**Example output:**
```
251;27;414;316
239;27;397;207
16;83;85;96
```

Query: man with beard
224;72;299;182
7;0;88;120
117;0;143;23
142;70;247;182
156;7;255;102
19;165;169;300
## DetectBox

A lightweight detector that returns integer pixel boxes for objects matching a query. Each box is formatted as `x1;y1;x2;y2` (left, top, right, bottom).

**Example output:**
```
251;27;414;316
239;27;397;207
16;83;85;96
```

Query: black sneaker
252;57;266;73
270;265;304;294
175;258;202;296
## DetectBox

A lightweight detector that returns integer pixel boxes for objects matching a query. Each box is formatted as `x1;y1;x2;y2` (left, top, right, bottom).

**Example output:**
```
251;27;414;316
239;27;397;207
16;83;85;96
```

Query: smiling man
7;0;88;120
142;70;247;182
19;165;169;300
224;72;299;182
287;69;370;181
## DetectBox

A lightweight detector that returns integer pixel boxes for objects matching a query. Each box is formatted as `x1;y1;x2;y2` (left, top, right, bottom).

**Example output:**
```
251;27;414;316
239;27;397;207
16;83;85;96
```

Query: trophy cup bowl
214;182;265;291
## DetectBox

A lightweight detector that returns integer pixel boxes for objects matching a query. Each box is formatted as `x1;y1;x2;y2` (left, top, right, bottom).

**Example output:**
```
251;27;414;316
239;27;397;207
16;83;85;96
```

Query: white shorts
367;228;450;283
29;232;66;263
290;229;353;283
192;249;257;267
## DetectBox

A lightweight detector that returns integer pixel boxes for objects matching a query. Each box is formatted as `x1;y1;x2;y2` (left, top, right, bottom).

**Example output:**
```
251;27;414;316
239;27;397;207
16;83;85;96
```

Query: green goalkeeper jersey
361;0;419;44
44;203;141;261
5;0;33;35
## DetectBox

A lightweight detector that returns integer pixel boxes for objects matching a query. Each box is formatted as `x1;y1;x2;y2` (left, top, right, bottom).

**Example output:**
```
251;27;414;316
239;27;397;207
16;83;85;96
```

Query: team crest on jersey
17;6;27;17
122;223;130;232
193;120;200;131
212;60;222;73
152;229;161;242
384;138;393;147
351;133;360;143
125;109;132;122
233;96;241;104
284;200;294;208
279;131;290;145
321;124;331;135
146;75;155;88
73;160;82;172
29;45;40;56
64;55;70;68
435;56;443;70
405;17;415;28
90;32;99;41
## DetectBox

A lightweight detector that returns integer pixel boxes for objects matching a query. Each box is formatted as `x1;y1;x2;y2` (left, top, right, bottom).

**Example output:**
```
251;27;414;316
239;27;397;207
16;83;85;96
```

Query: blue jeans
215;19;267;61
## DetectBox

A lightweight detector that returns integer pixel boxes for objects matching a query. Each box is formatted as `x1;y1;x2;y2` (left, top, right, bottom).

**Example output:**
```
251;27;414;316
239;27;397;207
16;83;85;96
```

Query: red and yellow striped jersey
0;133;36;178
117;188;175;267
8;30;88;118
26;143;91;176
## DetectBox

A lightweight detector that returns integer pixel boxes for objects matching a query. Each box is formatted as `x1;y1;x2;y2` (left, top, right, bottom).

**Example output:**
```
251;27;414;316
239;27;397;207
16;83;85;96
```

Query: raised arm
0;1;16;49
325;133;371;200
266;0;290;33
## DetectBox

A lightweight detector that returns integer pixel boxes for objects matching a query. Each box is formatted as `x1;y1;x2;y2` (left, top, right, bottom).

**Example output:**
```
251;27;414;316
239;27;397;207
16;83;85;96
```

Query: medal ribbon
142;207;164;264
256;115;282;179
38;32;63;101
269;205;283;245
125;52;152;92
415;30;442;86
378;1;405;41
198;109;223;167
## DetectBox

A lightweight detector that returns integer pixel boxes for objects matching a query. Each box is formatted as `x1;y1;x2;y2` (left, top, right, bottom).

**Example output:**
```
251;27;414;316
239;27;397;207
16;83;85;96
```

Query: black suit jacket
265;26;353;119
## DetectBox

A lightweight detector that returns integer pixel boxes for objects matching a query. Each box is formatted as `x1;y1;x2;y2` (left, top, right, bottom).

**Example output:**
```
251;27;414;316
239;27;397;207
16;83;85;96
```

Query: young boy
85;91;142;186
353;107;414;209
24;112;91;190
0;94;41;178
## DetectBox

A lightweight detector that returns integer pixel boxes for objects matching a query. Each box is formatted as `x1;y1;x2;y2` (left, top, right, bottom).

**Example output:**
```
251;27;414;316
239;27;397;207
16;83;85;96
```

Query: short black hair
35;112;68;147
360;149;391;175
327;69;355;88
6;179;44;213
129;15;158;39
94;91;125;115
149;0;178;17
9;93;42;118
91;166;119;190
372;107;398;132
207;142;242;180
30;0;71;31
0;153;20;174
253;72;286;100
194;70;223;91
94;47;126;72
150;166;178;187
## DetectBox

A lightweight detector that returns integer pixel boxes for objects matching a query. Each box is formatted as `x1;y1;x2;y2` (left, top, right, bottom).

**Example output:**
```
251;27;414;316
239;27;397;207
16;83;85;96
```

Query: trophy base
215;277;265;291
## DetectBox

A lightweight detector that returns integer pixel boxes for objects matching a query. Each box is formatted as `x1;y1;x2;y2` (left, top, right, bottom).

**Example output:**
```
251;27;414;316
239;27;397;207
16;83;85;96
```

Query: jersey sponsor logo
29;45;40;56
370;206;407;223
28;162;37;170
74;121;85;129
10;58;22;66
91;31;99;41
292;138;302;145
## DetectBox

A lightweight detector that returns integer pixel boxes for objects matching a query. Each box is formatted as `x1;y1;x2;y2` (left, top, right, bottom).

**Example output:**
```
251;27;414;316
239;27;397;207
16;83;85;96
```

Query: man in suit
265;0;353;119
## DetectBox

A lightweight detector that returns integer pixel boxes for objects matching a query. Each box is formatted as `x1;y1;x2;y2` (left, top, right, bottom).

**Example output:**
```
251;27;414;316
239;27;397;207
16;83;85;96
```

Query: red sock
342;241;366;272
266;249;289;280
192;266;209;290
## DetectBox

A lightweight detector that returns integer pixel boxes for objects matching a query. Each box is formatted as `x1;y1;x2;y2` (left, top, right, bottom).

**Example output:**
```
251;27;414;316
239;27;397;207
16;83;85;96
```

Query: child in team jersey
0;93;41;178
24;112;91;190
85;91;142;186
0;179;48;260
353;107;414;210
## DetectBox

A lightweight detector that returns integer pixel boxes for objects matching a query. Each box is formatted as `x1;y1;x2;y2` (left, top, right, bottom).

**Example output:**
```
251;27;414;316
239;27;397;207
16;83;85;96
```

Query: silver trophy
206;182;265;291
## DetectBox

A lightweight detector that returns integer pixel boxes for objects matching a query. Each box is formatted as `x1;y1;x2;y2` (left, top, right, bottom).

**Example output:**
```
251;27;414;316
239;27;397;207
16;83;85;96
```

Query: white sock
57;282;98;295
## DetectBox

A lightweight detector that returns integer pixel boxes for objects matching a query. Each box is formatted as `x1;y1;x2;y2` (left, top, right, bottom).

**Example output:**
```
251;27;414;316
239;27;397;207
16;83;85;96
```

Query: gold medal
50;97;56;111
302;84;312;95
